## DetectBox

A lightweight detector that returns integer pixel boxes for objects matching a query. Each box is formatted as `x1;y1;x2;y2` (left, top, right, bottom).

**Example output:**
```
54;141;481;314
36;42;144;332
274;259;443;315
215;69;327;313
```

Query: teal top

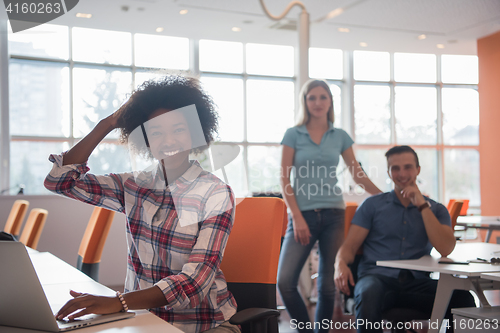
281;123;354;211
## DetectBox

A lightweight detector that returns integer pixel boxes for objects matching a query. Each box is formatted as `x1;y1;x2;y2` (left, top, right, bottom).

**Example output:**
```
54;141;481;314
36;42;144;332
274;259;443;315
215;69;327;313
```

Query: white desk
456;216;500;243
481;272;500;282
377;242;500;333
0;311;181;333
0;249;182;333
451;307;500;333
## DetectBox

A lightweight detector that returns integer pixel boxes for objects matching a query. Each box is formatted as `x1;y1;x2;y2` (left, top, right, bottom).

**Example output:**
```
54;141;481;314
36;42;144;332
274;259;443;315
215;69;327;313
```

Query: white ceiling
4;0;500;55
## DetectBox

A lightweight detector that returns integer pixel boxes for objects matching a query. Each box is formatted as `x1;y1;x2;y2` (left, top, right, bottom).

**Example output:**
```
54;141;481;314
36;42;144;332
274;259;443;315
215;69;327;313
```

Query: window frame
1;24;480;209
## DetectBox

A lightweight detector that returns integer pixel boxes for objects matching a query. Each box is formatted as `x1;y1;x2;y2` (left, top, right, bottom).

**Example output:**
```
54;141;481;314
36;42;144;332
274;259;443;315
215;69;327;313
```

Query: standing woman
278;79;381;333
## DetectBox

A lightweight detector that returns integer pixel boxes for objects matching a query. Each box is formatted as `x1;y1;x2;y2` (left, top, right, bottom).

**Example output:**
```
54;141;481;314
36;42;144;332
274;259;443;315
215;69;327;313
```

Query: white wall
0;195;127;287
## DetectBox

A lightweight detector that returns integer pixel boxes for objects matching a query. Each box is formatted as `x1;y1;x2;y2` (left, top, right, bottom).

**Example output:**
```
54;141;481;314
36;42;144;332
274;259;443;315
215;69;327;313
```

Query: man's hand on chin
400;181;426;206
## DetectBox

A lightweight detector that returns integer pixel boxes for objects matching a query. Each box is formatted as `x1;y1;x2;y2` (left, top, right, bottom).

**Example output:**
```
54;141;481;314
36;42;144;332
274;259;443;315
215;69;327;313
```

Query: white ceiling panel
1;0;499;55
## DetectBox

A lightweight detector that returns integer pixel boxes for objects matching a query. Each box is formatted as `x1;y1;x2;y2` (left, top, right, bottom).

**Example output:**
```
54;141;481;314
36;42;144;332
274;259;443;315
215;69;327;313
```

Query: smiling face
145;108;192;173
387;152;421;192
305;86;332;121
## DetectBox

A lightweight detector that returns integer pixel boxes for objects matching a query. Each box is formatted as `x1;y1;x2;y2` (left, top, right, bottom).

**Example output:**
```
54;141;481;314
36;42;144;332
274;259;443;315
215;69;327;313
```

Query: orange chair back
78;207;115;264
221;197;286;284
344;202;358;239
3;200;29;237
459;199;469;216
344;202;362;254
447;199;456;212
449;200;464;230
447;199;469;216
19;208;48;250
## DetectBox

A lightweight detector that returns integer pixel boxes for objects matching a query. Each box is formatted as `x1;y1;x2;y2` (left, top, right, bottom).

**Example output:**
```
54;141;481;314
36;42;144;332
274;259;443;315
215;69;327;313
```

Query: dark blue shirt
352;190;451;279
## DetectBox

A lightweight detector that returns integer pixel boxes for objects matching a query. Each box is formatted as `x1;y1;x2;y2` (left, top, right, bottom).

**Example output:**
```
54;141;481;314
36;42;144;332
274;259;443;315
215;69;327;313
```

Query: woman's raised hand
104;97;133;130
103;110;121;130
61;97;132;166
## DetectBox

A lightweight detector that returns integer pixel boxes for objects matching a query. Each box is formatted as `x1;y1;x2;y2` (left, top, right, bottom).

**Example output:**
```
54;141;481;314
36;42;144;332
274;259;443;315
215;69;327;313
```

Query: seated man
334;145;475;333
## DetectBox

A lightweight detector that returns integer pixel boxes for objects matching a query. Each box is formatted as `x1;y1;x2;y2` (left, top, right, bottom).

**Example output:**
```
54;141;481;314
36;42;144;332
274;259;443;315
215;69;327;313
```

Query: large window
6;25;189;195
4;25;480;208
353;51;480;206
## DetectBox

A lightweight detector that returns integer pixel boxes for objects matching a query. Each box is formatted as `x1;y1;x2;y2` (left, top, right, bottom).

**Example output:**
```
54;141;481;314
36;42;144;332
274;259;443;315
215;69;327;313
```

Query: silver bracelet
116;291;129;312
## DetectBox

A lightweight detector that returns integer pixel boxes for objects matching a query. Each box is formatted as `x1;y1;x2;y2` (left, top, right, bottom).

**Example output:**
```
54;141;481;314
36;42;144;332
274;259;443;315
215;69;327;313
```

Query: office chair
446;199;456;212
220;197;286;333
18;208;48;250
76;207;115;281
3;199;29;238
344;202;358;240
458;199;469;216
448;200;464;230
447;199;469;215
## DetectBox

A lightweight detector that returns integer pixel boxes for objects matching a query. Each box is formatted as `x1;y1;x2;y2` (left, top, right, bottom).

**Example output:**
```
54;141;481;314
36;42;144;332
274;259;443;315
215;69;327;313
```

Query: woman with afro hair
45;75;239;333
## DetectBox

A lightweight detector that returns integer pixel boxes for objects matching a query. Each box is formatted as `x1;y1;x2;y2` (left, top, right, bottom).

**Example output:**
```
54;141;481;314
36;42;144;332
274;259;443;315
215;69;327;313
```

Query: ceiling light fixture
338;27;350;33
359;42;368;47
76;13;92;19
437;44;445;49
417;34;426;40
156;27;164;33
326;8;344;20
179;9;188;15
232;27;241;32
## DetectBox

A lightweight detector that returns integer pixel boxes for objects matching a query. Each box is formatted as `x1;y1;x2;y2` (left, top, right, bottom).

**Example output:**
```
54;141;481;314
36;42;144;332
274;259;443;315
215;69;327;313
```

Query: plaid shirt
45;154;237;333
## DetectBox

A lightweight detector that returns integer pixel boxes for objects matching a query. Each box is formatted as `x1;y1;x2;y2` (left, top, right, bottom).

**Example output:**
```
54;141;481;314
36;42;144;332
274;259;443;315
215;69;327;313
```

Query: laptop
0;241;134;332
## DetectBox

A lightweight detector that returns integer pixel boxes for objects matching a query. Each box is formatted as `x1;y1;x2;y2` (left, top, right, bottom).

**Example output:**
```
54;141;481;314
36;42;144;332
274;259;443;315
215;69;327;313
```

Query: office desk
451;307;500;333
377;242;500;333
456;216;500;243
0;311;181;333
481;272;500;282
0;249;182;333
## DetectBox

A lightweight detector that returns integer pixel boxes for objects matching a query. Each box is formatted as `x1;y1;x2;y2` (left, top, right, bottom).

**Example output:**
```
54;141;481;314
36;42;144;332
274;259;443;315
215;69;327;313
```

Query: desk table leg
471;278;491;308
485;229;492;243
428;274;475;333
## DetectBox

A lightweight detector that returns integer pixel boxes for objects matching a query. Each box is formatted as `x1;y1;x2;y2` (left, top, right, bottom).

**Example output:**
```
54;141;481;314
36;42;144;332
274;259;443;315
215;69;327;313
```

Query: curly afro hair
115;75;219;156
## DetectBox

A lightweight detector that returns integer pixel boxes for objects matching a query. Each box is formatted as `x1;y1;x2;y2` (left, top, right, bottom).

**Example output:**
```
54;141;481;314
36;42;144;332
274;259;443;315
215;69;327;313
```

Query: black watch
418;201;431;212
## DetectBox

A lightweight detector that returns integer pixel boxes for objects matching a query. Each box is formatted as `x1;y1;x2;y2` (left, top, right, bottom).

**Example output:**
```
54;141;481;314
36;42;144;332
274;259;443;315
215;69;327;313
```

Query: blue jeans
354;273;475;333
277;209;345;333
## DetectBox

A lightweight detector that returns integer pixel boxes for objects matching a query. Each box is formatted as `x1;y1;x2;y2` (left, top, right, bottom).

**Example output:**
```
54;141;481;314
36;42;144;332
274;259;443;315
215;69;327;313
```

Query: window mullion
69;27;75;146
345;50;354;137
0;20;10;192
436;55;445;203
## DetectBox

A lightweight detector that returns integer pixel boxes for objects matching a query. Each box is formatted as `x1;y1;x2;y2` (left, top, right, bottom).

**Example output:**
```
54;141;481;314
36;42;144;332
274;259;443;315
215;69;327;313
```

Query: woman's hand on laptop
55;290;123;321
